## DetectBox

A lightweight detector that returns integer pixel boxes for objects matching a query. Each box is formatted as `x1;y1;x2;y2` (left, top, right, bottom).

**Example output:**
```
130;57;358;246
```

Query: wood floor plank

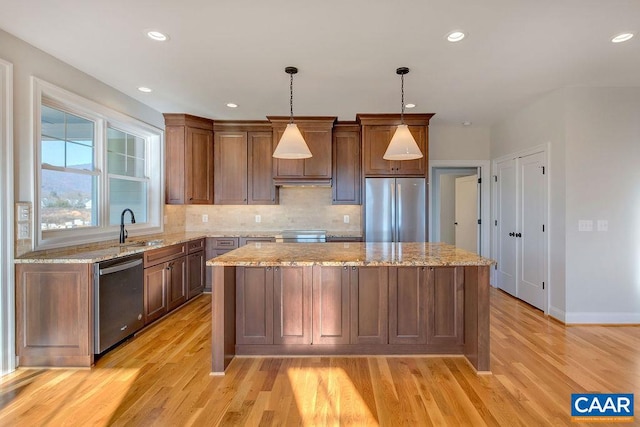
2;289;640;426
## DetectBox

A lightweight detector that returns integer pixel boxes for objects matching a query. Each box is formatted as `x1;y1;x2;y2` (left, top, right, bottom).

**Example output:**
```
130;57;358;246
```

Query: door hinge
495;220;498;226
478;219;481;225
477;177;482;184
542;281;545;290
542;166;546;175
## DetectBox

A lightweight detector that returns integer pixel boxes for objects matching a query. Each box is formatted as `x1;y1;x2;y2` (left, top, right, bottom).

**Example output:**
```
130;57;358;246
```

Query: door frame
0;58;15;375
492;143;550;313
429;160;490;259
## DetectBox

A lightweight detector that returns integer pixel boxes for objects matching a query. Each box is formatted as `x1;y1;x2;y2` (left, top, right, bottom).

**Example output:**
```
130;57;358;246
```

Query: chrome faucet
119;209;136;244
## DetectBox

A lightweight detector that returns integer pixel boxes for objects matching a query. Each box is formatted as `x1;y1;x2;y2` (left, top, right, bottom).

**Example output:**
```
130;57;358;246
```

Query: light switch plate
597;220;608;232
255;215;261;223
578;220;593;232
343;215;350;224
202;214;209;223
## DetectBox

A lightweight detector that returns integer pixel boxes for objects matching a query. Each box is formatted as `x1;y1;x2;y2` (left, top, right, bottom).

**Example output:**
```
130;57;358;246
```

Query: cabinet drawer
240;237;275;246
144;243;186;267
187;238;205;254
210;237;239;250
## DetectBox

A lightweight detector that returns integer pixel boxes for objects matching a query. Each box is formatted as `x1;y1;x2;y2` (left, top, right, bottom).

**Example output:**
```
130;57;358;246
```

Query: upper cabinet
332;123;361;205
164;114;214;204
214;122;277;205
357;114;434;177
268;116;336;185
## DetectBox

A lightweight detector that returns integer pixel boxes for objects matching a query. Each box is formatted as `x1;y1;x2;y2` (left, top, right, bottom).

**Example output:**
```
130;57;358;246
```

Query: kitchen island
207;242;494;374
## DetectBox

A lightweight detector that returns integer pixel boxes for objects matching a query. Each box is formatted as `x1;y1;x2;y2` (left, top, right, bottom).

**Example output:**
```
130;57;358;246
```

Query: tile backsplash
183;187;362;234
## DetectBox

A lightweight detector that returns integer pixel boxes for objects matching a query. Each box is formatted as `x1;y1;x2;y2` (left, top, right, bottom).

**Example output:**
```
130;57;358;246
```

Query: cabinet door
389;267;428;344
187;251;205;299
312;266;350;345
248;131;277;204
186;126;214;204
363;125;395;176
167;257;187;311
236;267;274;344
395;126;427;176
273;266;312;344
350;267;388;344
144;263;167;324
214;132;248;204
332;128;361;204
165;126;186;204
302;128;332;178
427;267;464;345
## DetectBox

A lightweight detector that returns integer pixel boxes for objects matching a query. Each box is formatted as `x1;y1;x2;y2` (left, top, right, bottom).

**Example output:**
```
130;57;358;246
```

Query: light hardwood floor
1;288;639;426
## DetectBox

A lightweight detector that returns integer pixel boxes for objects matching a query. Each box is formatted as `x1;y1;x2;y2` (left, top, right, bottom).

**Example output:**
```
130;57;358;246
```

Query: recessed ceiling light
405;103;416;109
226;103;238;108
447;31;466;42
462;121;472;126
146;30;169;42
137;86;152;93
611;33;634;43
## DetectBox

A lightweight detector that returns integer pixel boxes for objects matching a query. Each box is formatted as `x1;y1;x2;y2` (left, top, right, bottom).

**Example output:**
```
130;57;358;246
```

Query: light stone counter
207;242;494;267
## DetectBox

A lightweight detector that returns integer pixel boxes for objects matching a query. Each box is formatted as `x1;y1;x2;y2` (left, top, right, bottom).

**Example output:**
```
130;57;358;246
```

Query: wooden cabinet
274;266;313;344
187;239;205;299
239;236;276;246
214;122;277;205
350;267;389;344
268;116;336;185
15;263;93;367
389;267;428;344
236;266;274;344
332;123;361;204
312;266;350;345
143;243;187;324
357;114;433;177
427;267;464;345
164;114;214;204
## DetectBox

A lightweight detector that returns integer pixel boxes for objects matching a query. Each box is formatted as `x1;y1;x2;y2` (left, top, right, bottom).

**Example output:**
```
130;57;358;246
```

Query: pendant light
383;67;423;160
272;66;312;159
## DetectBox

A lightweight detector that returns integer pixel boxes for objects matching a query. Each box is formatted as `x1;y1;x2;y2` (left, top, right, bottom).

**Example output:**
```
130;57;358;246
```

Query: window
34;78;163;249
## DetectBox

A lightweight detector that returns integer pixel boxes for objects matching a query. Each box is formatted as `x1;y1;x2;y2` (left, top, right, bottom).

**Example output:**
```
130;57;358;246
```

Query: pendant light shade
272;123;312;158
383;67;423;161
273;66;312;159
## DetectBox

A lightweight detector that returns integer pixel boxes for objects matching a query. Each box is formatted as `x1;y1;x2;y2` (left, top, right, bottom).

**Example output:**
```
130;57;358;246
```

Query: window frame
32;78;164;249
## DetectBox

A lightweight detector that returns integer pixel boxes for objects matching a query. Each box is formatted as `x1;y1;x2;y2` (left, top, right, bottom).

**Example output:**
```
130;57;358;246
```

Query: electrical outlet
202;214;209;223
597;220;608;232
255;215;261;223
343;215;350;224
18;223;30;239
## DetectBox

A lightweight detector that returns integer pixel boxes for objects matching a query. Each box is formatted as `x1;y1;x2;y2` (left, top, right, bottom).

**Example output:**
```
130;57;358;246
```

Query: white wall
430;125;491;160
0;29;164;212
491;89;567;320
563;87;640;322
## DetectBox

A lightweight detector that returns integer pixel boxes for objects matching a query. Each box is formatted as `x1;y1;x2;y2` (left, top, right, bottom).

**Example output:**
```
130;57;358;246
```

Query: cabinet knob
343;266;348;270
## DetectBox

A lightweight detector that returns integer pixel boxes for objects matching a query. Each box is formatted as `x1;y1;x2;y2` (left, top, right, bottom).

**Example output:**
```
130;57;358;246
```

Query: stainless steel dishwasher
94;254;145;354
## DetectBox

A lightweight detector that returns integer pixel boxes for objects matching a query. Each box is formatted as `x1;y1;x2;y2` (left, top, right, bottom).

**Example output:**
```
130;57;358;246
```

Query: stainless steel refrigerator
365;178;427;242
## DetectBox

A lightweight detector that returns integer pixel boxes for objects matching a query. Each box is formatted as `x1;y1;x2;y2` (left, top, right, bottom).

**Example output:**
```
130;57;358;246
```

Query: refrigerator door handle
390;182;396;242
397;183;402;242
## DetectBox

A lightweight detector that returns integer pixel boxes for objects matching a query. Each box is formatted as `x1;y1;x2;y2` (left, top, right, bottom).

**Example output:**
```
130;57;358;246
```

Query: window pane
108;127;146;178
66;117;94;146
41;169;97;230
107;152;126;175
107;128;126;155
41;105;95;171
41;105;65;141
131;135;145;158
109;178;147;225
66;141;93;169
41;136;65;167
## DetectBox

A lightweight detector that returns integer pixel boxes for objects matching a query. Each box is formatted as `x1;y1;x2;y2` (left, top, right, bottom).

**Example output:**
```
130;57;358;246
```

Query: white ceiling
1;0;639;125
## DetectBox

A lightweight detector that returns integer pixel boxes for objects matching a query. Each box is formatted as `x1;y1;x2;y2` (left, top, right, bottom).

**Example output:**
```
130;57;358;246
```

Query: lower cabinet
235;265;464;349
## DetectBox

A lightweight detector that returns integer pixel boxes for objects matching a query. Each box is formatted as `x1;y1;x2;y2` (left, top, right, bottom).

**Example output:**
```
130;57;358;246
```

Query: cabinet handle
343;266;348;270
266;266;271;271
352;266;356;270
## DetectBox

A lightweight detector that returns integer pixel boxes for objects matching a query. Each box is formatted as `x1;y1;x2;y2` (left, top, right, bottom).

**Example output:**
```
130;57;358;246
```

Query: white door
454;174;478;252
517;152;546;310
497;159;517;296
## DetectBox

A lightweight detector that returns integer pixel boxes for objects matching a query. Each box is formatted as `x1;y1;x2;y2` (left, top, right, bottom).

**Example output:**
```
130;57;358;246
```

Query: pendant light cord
400;72;405;125
289;72;294;124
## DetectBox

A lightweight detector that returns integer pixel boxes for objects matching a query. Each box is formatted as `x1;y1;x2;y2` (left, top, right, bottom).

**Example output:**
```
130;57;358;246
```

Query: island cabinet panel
428;267;465;345
332;124;361;205
389;267;428;344
274;266;312;345
16;263;93;367
164;114;214;205
236;267;274;344
312;266;350;345
350;267;388;345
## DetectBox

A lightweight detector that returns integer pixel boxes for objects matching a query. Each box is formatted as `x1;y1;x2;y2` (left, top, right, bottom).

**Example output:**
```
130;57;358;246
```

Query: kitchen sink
114;239;164;248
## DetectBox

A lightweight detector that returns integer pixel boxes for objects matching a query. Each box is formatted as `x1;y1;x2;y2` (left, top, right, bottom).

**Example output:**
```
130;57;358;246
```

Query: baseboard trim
548;306;566;323
564;311;640;325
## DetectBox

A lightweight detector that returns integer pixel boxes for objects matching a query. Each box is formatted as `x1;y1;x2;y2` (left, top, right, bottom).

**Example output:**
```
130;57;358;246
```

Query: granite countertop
207;242;495;267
